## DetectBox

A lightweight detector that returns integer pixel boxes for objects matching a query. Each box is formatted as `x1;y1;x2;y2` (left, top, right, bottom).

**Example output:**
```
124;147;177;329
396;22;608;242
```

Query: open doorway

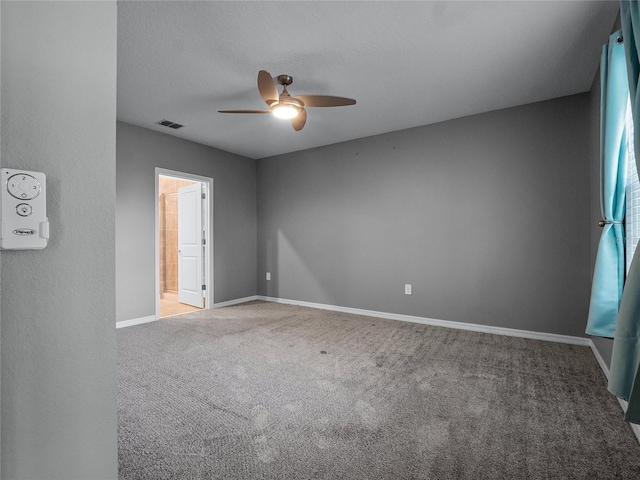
156;168;213;319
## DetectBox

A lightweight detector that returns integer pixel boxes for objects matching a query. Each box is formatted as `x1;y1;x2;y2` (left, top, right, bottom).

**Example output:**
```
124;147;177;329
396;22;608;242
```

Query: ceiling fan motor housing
277;74;294;86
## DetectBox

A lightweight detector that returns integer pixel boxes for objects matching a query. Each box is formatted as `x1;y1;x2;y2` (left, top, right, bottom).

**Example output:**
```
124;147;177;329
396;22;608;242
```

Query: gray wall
1;2;117;478
1;2;3;472
116;121;257;322
258;94;591;337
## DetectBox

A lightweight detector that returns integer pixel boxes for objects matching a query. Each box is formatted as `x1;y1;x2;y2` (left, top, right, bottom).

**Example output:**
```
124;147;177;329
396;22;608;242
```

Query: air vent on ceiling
156;119;184;129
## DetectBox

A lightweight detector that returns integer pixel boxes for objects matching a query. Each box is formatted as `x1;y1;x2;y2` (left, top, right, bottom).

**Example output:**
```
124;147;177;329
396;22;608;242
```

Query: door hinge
201;193;206;199
202;284;206;291
202;238;206;245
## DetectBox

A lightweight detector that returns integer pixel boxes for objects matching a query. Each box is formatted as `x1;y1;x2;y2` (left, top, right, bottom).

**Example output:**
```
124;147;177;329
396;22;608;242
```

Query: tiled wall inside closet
159;175;197;296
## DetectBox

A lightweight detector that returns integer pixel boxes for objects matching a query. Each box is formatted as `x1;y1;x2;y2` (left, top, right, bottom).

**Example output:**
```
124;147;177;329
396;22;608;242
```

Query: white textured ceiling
117;1;620;160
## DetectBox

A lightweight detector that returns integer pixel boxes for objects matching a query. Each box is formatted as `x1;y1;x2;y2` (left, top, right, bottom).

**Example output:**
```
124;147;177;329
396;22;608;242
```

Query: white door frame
155;167;213;319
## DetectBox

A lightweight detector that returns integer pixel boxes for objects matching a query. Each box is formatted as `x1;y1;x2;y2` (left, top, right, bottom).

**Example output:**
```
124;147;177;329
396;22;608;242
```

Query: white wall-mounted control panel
0;168;49;250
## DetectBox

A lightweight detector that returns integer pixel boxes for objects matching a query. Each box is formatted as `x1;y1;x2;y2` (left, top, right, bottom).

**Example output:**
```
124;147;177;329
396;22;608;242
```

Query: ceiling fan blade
218;109;271;114
258;70;279;105
295;95;356;107
292;108;307;131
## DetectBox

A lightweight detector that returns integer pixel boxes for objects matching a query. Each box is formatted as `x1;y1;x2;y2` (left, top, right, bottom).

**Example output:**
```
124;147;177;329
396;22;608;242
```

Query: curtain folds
610;0;640;423
585;31;629;338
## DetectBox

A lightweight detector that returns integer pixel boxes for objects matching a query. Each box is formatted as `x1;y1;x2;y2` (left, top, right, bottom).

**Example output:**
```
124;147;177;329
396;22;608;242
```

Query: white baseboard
257;296;591;346
212;295;258;308
588;340;640;443
116;315;156;329
117;296;259;329
589;340;611;379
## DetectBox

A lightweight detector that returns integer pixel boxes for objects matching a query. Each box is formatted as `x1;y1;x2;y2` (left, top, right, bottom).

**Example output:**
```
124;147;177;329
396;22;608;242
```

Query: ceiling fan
218;70;356;131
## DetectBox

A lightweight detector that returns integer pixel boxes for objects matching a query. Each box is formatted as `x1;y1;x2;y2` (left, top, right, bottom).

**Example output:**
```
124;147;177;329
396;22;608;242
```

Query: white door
178;183;204;307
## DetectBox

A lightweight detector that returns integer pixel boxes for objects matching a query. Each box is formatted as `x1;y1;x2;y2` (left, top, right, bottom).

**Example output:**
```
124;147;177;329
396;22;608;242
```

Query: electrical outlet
405;284;412;295
266;272;271;281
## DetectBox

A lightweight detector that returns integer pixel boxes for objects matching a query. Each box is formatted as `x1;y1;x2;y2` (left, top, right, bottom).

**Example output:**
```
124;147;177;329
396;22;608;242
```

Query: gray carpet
118;301;640;479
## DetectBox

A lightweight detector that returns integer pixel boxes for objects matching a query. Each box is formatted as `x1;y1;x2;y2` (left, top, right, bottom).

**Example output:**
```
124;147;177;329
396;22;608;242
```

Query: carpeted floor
118;301;640;479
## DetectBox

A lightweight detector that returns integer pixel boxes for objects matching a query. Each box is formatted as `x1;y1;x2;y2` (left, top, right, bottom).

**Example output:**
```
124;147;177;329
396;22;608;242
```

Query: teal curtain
585;31;629;338
610;0;640;423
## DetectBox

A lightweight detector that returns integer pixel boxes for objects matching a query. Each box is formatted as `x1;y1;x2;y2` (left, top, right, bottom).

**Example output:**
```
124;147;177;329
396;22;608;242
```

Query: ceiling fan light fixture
272;104;299;119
